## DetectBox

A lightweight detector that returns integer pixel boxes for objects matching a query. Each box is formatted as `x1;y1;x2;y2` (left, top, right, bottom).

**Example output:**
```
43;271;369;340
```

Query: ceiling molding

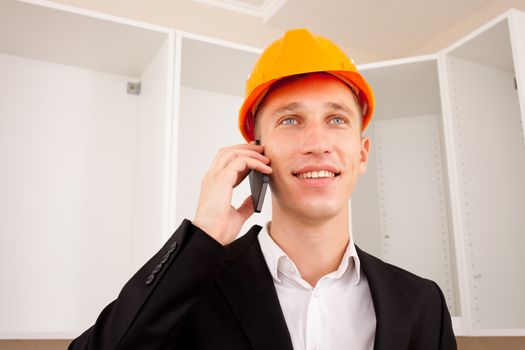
193;0;287;22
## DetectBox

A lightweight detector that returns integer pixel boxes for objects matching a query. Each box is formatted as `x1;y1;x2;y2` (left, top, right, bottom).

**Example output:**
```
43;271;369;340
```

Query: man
69;29;456;350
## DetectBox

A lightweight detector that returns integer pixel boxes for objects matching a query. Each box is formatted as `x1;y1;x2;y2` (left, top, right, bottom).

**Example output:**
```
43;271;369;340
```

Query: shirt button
313;291;319;298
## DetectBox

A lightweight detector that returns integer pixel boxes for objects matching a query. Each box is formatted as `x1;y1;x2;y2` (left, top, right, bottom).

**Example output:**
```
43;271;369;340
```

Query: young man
70;29;456;350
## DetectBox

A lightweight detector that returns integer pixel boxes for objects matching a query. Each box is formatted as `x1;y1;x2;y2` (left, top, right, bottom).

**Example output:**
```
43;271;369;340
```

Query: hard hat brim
238;70;374;142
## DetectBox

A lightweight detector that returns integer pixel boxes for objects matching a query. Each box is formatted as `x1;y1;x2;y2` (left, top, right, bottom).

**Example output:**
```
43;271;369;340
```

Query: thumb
236;195;255;223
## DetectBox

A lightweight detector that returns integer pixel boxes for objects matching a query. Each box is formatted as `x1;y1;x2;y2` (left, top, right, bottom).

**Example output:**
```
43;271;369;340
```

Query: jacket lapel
216;226;294;350
357;246;412;350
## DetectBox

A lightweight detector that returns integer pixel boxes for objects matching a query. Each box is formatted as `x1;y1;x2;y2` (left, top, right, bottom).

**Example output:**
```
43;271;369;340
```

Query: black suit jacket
69;220;456;350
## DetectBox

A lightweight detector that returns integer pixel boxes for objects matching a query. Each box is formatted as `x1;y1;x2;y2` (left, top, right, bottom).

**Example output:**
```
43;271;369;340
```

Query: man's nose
299;122;332;155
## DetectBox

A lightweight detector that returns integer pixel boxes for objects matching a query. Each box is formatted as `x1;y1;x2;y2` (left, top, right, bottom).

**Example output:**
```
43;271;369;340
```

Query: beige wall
2;338;525;349
411;0;525;55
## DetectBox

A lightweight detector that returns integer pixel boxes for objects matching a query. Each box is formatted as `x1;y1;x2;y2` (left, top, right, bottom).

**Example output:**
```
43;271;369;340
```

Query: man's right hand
192;143;272;246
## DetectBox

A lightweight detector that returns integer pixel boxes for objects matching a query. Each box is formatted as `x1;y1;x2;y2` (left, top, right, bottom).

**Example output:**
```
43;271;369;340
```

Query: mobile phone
249;140;269;213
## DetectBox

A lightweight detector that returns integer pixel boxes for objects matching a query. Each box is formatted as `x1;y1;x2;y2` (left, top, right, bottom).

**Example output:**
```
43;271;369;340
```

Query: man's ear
358;136;370;175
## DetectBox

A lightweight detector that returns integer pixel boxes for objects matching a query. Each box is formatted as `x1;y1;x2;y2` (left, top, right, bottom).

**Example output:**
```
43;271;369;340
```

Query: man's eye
280;117;298;125
329;116;346;125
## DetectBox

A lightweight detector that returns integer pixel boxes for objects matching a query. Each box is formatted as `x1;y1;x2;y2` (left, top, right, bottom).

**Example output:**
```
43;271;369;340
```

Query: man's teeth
297;171;336;179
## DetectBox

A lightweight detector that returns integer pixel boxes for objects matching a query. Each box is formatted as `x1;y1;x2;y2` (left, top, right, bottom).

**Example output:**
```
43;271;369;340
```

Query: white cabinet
0;0;175;339
1;0;524;339
441;10;525;335
352;57;460;320
352;10;525;336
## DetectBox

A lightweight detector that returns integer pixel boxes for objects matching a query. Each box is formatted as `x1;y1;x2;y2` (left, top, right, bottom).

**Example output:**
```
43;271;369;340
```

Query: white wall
0;52;139;336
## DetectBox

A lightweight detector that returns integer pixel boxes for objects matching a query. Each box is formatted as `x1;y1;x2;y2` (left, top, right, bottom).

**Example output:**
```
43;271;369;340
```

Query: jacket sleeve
68;219;229;350
435;282;457;350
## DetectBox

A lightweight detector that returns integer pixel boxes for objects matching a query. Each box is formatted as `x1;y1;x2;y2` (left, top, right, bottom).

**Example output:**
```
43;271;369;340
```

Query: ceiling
192;0;520;58
48;0;525;64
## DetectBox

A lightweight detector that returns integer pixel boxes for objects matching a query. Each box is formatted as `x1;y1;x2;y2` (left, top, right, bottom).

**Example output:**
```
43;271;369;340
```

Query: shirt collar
258;222;287;283
258;222;362;285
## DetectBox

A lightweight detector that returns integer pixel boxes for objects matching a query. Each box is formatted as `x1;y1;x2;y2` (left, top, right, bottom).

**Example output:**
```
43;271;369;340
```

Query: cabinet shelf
0;0;168;77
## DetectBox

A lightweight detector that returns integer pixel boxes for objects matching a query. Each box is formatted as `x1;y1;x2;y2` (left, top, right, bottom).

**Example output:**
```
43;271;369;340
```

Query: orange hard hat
238;28;375;142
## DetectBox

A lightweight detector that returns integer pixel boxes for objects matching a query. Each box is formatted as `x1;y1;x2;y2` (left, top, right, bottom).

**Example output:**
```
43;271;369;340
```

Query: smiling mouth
294;170;339;179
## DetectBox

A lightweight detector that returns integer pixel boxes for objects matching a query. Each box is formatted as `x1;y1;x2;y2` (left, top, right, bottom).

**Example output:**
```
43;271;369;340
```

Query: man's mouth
292;166;341;179
296;170;337;179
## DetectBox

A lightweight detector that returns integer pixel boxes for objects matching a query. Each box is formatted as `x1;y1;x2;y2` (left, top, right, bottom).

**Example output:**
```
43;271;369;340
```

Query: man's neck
268;205;351;287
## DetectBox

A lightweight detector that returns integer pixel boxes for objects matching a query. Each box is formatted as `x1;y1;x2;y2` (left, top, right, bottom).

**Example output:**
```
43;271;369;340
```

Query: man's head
238;28;374;223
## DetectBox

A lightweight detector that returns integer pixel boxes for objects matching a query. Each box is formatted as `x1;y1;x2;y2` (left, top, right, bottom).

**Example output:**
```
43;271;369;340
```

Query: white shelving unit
352;57;460;323
1;0;524;340
0;0;175;339
441;10;525;336
352;9;525;336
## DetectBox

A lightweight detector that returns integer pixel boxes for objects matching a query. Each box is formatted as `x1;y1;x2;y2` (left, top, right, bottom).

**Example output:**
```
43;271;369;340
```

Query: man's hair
253;72;363;139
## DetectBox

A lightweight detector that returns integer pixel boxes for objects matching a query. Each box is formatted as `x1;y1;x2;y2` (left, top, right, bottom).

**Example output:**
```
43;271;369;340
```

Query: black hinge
514;77;518;90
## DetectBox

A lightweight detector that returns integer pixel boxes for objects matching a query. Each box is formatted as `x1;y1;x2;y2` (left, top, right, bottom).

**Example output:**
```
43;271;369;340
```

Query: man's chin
271;188;348;221
288;200;346;223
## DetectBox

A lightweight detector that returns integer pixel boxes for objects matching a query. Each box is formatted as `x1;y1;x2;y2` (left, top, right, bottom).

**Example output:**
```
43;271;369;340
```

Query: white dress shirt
258;223;376;350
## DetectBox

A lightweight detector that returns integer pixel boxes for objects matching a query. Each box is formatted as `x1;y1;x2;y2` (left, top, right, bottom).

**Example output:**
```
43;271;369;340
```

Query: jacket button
152;263;163;274
168;241;179;253
145;274;155;285
160;252;170;264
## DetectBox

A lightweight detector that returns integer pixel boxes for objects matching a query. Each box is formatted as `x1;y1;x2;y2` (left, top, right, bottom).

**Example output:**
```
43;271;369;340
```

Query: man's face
257;73;370;223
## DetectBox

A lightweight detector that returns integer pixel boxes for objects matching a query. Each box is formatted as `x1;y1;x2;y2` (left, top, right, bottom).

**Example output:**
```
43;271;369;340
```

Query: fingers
236;195;255;223
227;156;272;174
224;156;272;188
212;144;270;170
206;144;272;188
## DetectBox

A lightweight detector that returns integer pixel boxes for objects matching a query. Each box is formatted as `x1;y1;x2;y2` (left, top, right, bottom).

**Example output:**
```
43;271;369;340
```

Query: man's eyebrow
272;102;304;118
324;102;356;116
